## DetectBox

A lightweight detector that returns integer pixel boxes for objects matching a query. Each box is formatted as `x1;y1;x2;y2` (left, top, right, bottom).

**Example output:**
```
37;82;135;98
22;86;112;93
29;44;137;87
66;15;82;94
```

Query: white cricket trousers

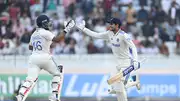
110;59;132;101
27;53;60;80
18;53;62;100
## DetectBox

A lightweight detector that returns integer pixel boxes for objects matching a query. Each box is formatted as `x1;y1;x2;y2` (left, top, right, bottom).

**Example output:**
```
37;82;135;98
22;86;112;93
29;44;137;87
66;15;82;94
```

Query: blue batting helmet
107;18;122;27
36;15;52;30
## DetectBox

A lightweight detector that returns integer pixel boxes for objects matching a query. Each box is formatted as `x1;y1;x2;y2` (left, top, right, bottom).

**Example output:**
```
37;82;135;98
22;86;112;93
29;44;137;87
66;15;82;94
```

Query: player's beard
109;26;116;31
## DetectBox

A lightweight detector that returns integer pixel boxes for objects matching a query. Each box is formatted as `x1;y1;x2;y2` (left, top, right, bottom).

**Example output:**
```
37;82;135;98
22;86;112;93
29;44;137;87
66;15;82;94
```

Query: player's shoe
16;95;23;101
125;75;141;90
48;94;60;101
136;81;141;90
134;74;141;90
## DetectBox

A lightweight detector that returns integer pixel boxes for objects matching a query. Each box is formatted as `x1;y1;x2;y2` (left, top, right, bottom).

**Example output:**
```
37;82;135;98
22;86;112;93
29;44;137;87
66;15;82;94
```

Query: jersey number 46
33;41;42;51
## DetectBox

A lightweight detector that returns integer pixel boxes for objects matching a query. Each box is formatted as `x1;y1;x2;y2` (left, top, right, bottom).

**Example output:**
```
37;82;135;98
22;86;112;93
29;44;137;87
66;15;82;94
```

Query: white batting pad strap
52;83;59;91
51;75;61;91
22;81;33;88
19;88;27;95
52;76;61;82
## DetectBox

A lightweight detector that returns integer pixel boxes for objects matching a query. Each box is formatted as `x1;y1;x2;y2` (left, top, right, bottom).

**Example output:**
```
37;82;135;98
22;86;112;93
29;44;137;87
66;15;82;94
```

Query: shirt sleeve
42;31;55;41
123;33;138;61
83;28;109;39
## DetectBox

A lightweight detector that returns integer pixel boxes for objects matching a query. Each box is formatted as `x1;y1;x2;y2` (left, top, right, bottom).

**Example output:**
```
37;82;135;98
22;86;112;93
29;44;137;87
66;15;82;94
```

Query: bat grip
58;65;63;73
123;66;134;76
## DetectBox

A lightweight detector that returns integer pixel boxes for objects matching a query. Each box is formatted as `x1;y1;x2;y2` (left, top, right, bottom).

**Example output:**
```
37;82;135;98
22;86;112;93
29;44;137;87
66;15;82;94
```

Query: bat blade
107;72;123;85
107;66;134;85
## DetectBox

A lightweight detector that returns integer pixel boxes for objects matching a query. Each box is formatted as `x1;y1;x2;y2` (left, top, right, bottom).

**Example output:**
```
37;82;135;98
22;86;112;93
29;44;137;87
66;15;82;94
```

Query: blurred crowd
0;0;180;56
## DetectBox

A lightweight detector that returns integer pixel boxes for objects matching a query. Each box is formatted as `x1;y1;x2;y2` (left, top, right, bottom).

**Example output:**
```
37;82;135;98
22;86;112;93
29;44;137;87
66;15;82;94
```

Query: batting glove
75;20;85;31
133;60;140;70
64;20;75;33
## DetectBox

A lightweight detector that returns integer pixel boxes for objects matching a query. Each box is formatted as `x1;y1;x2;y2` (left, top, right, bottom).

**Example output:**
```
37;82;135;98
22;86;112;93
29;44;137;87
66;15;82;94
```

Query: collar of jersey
37;28;45;30
113;29;121;36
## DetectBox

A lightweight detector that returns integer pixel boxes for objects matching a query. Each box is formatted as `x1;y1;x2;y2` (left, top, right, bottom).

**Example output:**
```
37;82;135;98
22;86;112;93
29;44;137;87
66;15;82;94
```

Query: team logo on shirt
112;43;120;47
117;38;119;42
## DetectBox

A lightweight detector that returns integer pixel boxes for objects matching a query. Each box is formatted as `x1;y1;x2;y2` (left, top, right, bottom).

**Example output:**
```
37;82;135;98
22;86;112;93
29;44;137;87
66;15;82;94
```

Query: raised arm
52;20;75;42
76;20;109;39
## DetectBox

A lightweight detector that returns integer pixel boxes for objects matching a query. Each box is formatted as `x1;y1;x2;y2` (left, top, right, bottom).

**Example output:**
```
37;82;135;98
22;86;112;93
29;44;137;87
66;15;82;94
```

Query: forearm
130;43;138;61
52;31;66;42
52;19;75;42
83;28;108;39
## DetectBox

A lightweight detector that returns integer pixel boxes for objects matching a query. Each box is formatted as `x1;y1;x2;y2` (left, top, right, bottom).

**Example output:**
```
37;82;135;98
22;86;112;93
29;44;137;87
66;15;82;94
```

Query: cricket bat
107;58;146;85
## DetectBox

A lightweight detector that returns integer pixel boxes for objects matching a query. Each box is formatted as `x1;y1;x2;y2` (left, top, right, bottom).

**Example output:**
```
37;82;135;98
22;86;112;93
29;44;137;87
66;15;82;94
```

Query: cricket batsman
75;18;140;101
16;15;75;101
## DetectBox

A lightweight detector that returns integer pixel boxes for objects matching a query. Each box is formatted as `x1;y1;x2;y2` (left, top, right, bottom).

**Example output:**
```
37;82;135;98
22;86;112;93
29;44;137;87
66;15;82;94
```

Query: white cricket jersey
30;28;55;54
83;28;138;66
109;30;133;59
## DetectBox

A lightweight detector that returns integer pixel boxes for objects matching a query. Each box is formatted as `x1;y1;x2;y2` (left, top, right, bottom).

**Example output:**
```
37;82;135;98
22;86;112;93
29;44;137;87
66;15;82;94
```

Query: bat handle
123;66;134;76
58;65;63;73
